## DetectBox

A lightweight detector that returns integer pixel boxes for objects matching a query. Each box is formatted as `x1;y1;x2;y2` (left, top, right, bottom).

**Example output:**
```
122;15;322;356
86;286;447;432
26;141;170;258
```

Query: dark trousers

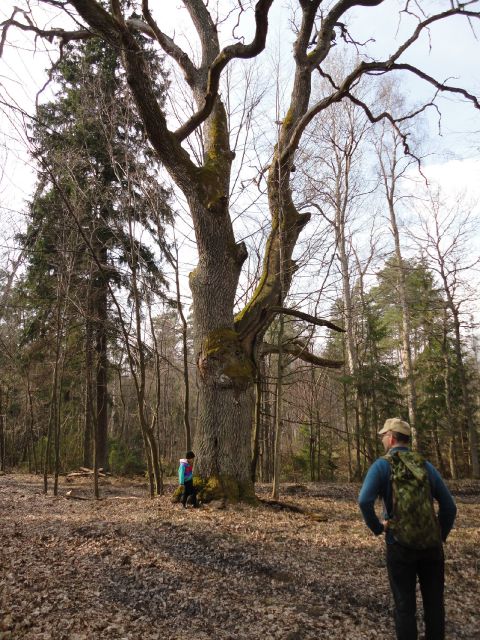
386;542;445;640
182;479;197;507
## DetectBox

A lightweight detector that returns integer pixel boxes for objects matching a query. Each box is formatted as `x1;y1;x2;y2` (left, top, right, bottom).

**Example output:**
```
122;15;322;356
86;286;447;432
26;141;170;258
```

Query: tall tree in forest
20;34;171;479
412;194;480;477
3;0;480;499
300;85;373;478
374;91;419;447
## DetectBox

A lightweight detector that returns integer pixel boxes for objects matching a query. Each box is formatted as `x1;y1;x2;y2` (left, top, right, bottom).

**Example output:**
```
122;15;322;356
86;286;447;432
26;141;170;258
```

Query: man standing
358;418;457;640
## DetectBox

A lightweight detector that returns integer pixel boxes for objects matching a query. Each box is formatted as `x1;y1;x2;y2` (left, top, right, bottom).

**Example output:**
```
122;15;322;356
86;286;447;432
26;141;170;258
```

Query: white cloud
423;158;480;205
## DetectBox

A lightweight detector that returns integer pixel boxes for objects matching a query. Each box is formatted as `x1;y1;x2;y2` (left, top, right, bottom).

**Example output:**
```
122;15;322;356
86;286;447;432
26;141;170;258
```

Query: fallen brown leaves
0;475;478;639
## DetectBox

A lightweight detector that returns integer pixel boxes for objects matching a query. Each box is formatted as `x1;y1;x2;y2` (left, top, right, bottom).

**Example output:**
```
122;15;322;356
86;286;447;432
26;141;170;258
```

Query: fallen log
66;469;106;478
65;490;92;501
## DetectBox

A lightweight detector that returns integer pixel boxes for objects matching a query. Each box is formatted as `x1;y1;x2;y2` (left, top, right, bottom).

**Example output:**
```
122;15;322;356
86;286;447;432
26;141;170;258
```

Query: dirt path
1;474;479;639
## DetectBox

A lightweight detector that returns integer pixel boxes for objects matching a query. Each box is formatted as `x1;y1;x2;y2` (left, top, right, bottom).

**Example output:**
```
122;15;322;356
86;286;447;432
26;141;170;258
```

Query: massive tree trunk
188;154;256;497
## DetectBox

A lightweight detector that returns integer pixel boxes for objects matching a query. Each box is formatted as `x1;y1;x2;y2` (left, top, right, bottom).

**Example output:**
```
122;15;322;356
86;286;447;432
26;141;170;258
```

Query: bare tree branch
260;342;344;368
270;306;345;333
139;3;198;88
386;63;480;109
174;0;274;141
281;6;480;162
305;0;384;68
0;15;92;51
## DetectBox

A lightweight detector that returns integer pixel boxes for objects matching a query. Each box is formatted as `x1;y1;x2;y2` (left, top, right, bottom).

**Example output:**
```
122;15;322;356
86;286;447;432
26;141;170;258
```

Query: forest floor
0;474;479;640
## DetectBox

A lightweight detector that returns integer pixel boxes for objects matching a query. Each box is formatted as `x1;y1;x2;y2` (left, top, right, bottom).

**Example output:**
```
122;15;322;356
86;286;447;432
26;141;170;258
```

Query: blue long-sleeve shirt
358;446;457;544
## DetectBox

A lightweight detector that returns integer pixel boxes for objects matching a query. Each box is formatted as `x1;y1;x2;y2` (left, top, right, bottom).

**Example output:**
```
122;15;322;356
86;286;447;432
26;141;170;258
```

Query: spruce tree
19;33;171;478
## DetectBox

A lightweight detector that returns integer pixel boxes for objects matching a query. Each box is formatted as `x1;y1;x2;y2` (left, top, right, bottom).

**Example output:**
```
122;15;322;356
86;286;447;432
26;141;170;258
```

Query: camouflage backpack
384;450;442;549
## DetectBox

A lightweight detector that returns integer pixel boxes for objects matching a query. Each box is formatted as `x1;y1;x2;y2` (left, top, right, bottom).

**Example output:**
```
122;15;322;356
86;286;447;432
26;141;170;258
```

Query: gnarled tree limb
174;0;274;141
140;2;198;88
260;342;344;369
270;306;345;333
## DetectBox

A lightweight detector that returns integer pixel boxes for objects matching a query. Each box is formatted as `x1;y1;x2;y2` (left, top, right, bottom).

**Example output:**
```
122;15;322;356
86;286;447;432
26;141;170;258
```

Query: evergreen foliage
7;31;172;478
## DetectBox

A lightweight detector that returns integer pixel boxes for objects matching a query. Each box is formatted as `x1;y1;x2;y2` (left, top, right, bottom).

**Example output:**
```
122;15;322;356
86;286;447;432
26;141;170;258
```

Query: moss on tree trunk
171;475;258;505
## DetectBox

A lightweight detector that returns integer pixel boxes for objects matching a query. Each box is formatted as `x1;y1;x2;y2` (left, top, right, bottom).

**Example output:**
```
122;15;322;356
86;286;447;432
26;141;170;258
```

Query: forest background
1;0;480;497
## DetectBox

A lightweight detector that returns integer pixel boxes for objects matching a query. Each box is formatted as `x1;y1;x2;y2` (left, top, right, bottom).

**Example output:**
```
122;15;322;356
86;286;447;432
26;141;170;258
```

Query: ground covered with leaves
0;474;479;640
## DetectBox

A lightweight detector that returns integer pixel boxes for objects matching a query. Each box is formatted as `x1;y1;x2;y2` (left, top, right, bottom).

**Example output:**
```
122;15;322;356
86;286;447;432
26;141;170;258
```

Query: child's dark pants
182;479;197;507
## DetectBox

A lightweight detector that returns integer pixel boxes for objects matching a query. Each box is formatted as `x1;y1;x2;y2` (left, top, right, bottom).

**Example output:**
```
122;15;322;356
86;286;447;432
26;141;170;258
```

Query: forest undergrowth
0;474;479;640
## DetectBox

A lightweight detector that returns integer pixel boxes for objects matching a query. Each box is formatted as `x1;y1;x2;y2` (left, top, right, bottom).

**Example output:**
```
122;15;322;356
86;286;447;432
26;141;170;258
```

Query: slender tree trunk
386;194;418;447
450;306;479;478
93;399;100;500
44;355;59;494
442;309;457;479
449;436;458;480
260;368;271;483
94;244;109;471
432;427;447;476
251;372;262;483
0;386;5;472
266;377;276;484
26;375;38;474
148;305;165;494
271;312;285;500
342;362;353;482
53;355;66;496
336;210;361;478
116;362;127;441
142;427;155;498
84;312;94;467
309;365;316;481
127;228;163;495
173;246;192;452
315;405;323;481
316;425;321;482
44;277;65;494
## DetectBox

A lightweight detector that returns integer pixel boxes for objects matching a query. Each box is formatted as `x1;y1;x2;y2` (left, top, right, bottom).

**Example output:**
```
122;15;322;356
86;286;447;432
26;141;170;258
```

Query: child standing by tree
178;451;198;508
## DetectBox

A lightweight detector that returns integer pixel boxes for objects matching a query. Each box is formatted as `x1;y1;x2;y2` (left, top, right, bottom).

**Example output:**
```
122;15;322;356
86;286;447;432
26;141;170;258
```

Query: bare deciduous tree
411;191;480;478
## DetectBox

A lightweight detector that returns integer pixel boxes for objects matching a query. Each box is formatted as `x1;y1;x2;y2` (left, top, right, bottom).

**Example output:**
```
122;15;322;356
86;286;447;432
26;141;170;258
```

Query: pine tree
19;33;171;485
